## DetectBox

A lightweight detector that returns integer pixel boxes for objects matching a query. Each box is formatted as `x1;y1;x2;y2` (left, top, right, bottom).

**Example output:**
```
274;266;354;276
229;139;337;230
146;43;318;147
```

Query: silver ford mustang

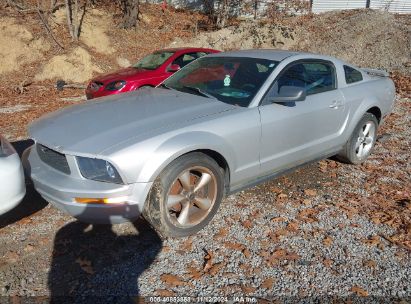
25;50;395;237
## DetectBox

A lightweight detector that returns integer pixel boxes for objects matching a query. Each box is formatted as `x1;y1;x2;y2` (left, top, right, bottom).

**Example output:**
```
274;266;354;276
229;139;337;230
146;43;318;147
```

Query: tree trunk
73;0;79;39
64;0;75;39
120;0;139;29
64;0;84;41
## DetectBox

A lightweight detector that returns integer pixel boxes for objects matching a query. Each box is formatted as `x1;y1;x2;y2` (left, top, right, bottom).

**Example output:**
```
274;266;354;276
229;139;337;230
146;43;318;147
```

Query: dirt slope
295;9;410;75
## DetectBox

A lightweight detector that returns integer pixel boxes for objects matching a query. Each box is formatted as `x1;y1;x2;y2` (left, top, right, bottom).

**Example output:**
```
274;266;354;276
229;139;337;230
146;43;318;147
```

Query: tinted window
271;61;336;97
344;65;363;84
172;52;203;68
132;51;174;70
196;52;208;57
164;57;279;107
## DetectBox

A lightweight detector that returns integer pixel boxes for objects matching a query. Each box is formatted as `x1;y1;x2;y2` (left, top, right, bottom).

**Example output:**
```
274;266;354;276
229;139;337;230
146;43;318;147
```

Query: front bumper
25;145;152;224
85;87;126;100
0;153;26;215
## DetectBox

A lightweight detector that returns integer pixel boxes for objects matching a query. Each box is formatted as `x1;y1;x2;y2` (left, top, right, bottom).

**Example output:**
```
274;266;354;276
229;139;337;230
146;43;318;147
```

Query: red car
85;47;220;99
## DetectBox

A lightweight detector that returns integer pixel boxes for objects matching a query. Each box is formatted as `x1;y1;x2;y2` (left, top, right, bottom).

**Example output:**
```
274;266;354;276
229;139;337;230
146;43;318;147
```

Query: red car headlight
105;80;126;91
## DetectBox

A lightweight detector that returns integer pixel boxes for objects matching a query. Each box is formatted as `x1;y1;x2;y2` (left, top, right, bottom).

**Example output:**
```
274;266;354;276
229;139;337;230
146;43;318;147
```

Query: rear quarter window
344;65;363;84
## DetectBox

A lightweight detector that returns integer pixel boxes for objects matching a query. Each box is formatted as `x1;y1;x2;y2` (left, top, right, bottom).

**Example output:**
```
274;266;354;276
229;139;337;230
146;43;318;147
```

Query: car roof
208;49;309;61
156;47;217;53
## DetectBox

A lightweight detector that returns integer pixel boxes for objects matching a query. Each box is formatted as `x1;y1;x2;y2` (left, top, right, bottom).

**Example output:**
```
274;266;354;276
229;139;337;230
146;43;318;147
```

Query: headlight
105;80;126;91
0;135;16;157
76;157;124;184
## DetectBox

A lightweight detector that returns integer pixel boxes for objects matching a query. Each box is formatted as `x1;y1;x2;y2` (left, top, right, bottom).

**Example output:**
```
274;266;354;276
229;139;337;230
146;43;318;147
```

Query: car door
258;60;348;176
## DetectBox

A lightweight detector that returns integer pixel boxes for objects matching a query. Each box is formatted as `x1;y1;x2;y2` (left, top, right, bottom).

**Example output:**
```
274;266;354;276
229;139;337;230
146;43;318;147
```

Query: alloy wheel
355;121;376;159
165;166;218;228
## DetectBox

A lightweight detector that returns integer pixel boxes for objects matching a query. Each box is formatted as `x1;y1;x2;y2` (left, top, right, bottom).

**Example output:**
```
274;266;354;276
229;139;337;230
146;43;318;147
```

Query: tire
337;113;378;164
142;152;224;238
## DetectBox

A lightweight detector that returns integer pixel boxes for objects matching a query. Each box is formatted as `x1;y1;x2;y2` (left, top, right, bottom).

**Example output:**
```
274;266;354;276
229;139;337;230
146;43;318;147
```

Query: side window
172;53;199;68
270;61;336;98
196;52;208;58
344;65;363;84
269;63;306;98
303;62;336;95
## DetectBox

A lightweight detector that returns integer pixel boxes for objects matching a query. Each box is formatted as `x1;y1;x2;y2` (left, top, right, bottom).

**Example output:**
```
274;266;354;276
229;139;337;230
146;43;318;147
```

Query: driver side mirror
167;64;181;73
268;86;306;103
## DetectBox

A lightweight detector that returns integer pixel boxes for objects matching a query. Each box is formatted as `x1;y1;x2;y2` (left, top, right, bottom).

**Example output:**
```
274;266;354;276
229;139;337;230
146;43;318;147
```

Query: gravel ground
0;98;410;301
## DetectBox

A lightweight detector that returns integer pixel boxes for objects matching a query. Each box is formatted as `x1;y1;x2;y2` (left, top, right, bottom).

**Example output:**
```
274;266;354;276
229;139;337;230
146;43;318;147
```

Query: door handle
329;100;343;109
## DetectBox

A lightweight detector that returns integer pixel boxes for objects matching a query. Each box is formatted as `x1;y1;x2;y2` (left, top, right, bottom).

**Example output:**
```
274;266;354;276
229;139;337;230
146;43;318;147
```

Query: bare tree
64;0;87;40
205;0;242;29
119;0;140;29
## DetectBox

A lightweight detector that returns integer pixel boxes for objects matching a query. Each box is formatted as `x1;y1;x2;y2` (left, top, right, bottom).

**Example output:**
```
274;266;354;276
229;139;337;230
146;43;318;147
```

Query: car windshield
133;51;175;70
163;56;279;107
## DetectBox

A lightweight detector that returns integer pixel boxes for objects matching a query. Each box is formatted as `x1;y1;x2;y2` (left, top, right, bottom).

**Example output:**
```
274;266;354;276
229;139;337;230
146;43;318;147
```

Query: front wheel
143;152;224;238
338;113;378;164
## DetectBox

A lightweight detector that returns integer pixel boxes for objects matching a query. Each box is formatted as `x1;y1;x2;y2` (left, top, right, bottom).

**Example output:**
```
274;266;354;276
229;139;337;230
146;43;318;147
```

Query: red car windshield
133;51;175;70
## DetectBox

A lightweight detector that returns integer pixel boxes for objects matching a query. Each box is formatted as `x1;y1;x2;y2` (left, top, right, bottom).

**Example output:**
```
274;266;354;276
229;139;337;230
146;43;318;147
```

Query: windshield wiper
182;86;217;100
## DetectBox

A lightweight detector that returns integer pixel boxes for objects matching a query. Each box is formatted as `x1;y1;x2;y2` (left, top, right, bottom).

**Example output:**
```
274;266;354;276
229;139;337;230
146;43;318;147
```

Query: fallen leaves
351;285;369;297
75;257;94;275
242;248;252;258
304;189;317;196
318;161;328;173
265;248;300;266
155;289;176;297
3;251;19;264
323;236;333;247
186;266;202;279
224;242;246;251
203;249;213;272
241;285;256;294
160;274;187;286
336;203;359;219
271;216;287;223
179;239;193;251
323;258;333;268
208;263;224;276
362;235;381;247
213;227;229;239
297;208;319;223
277;193;288;199
363;259;377;268
241;220;253;229
23;244;35;252
202;249;225;276
260;278;275;289
287;221;299;232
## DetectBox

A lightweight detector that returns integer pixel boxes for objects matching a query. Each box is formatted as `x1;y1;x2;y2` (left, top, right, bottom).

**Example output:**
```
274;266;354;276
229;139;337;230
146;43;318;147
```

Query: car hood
92;67;157;83
29;89;235;155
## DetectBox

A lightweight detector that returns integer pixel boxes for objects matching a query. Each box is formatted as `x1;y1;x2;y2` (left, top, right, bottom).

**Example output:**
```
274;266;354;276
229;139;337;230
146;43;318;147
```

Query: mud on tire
142;152;224;238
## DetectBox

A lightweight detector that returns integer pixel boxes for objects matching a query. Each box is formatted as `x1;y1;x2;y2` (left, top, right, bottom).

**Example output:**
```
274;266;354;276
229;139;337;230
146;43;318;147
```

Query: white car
0;134;26;215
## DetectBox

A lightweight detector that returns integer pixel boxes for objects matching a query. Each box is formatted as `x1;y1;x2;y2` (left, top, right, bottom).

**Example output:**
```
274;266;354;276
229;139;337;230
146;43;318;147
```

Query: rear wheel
338;113;378;164
143;152;224;238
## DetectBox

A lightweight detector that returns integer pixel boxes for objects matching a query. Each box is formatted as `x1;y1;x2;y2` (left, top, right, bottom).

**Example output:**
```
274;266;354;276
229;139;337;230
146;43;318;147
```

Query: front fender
136;131;235;183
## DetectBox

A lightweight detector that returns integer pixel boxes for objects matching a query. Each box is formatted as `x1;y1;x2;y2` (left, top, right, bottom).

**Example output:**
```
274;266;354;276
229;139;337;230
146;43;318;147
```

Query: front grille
37;144;71;175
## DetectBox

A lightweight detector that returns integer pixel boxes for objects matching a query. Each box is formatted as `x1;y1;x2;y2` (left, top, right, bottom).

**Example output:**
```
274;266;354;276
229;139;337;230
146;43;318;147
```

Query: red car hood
92;67;157;83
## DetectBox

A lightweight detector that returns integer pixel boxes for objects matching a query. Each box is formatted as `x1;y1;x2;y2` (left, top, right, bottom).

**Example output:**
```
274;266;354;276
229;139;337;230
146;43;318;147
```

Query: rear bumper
25;145;152;224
